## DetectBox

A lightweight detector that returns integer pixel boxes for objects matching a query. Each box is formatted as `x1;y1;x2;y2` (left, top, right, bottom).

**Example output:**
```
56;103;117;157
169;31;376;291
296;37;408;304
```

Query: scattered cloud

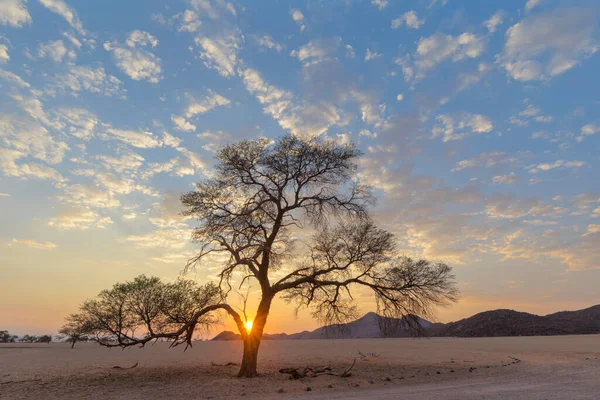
493;172;519;184
0;0;32;28
39;0;85;35
526;160;586;174
392;11;424;30
105;128;162;149
371;0;388;10
104;30;162;83
499;9;598;81
11;238;56;250
37;39;75;63
0;44;8;63
365;48;381;61
290;9;305;31
484;11;505;33
47;65;125;97
253;34;283;52
432;114;493;142
525;0;542;13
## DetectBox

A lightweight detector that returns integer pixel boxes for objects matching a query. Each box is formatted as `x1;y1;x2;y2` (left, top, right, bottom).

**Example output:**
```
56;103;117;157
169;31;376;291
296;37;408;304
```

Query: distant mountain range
211;305;600;340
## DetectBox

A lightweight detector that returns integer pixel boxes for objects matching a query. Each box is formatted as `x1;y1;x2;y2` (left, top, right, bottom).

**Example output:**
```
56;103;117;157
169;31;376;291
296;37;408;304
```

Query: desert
2;335;600;399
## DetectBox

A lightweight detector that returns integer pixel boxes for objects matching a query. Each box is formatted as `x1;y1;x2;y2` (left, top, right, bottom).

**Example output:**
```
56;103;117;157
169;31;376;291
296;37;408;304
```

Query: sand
1;335;599;399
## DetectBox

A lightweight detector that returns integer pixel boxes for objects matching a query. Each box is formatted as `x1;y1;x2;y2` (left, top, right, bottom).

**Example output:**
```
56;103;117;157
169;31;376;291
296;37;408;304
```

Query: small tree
66;135;457;377
59;323;89;348
36;335;52;344
20;335;37;343
0;330;18;343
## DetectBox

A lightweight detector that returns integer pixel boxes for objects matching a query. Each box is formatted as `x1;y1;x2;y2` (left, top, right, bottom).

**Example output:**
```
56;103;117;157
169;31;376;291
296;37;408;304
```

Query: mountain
211;312;433;341
438;305;600;337
211;305;600;340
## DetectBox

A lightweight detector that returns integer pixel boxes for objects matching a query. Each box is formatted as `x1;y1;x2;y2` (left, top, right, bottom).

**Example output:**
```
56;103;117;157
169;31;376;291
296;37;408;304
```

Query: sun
245;320;253;332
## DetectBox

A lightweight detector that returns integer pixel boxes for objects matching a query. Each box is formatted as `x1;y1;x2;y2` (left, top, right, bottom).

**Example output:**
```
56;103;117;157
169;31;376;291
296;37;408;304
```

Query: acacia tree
66;135;457;377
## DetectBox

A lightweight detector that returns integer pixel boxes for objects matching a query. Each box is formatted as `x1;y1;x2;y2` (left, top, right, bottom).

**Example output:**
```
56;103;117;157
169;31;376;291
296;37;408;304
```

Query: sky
1;0;599;336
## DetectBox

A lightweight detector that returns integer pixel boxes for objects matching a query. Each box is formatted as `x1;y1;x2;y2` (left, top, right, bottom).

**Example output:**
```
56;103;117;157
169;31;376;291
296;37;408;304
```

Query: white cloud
177;10;201;32
39;0;85;35
184;91;231;118
171;115;196;132
0;114;68;165
48;205;112;230
11;238;56;249
254;34;283;52
526;160;586;174
412;32;486;79
371;0;388;10
392;11;425;30
58;184;120;209
195;31;242;77
432;114;493;142
345;44;355;59
456;62;491;91
484;11;505;33
291;37;341;66
0;44;8;63
396;94;404;101
365;48;382;61
0;68;30;88
54;108;98;140
37;39;74;63
104;30;162;83
525;0;542;13
499;9;598;81
105;128;162;148
0;0;32;28
577;124;599;142
48;65;125;97
493;172;518;184
290;9;305;31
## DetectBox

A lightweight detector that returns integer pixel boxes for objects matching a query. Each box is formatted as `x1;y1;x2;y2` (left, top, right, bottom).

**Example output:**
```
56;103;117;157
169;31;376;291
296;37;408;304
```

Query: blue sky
1;0;599;334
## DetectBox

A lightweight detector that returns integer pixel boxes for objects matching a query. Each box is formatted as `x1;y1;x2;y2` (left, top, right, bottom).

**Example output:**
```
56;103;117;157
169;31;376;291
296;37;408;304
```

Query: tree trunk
237;294;273;377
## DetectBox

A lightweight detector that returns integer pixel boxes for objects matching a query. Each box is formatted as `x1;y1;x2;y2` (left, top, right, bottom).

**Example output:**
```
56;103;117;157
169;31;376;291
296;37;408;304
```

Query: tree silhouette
66;135;457;377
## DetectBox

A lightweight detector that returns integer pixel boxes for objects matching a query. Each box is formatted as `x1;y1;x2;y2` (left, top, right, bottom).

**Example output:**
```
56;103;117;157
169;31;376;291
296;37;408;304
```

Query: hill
211;305;600;340
439;305;600;337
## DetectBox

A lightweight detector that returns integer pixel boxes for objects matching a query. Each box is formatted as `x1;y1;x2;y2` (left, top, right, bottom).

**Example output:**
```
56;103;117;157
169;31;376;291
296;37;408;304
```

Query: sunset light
245;320;253;333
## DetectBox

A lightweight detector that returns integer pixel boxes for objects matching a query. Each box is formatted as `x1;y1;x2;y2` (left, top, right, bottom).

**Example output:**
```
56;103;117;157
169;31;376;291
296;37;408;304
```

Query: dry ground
1;335;599;399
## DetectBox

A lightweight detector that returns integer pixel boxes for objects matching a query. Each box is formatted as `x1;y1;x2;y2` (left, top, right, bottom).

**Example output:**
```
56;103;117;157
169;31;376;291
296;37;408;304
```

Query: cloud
483;11;505;33
53;108;98;140
0;68;30;88
452;152;517;172
432;113;493;142
254;34;283;52
176;10;201;32
291;37;341;66
58;184;120;209
48;205;113;230
48;65;125;97
525;0;542;13
371;0;388;10
39;0;85;35
195;31;242;77
171;115;196;132
0;45;8;64
37;39;75;63
526;160;586;174
493;172;518;184
577;124;599;142
104;30;162;83
408;32;486;80
105;128;162;148
456;62;491;91
510;104;554;125
345;44;355;58
499;9;598;81
0;114;68;165
0;0;32;28
392;11;424;30
184;91;231;118
11;238;56;249
365;48;382;61
290;9;305;31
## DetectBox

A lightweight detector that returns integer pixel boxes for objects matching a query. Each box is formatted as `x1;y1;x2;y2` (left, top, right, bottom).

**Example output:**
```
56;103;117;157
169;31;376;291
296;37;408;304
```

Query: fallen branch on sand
211;362;239;367
279;359;356;379
112;362;138;370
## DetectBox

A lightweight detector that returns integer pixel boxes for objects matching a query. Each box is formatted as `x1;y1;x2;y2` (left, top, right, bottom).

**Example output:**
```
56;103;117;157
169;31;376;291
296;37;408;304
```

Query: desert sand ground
1;335;599;399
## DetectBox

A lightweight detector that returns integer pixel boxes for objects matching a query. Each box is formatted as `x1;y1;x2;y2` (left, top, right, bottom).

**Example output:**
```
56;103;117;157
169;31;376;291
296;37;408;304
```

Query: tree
36;335;52;344
20;334;37;343
66;135;458;377
0;330;18;343
59;323;89;348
